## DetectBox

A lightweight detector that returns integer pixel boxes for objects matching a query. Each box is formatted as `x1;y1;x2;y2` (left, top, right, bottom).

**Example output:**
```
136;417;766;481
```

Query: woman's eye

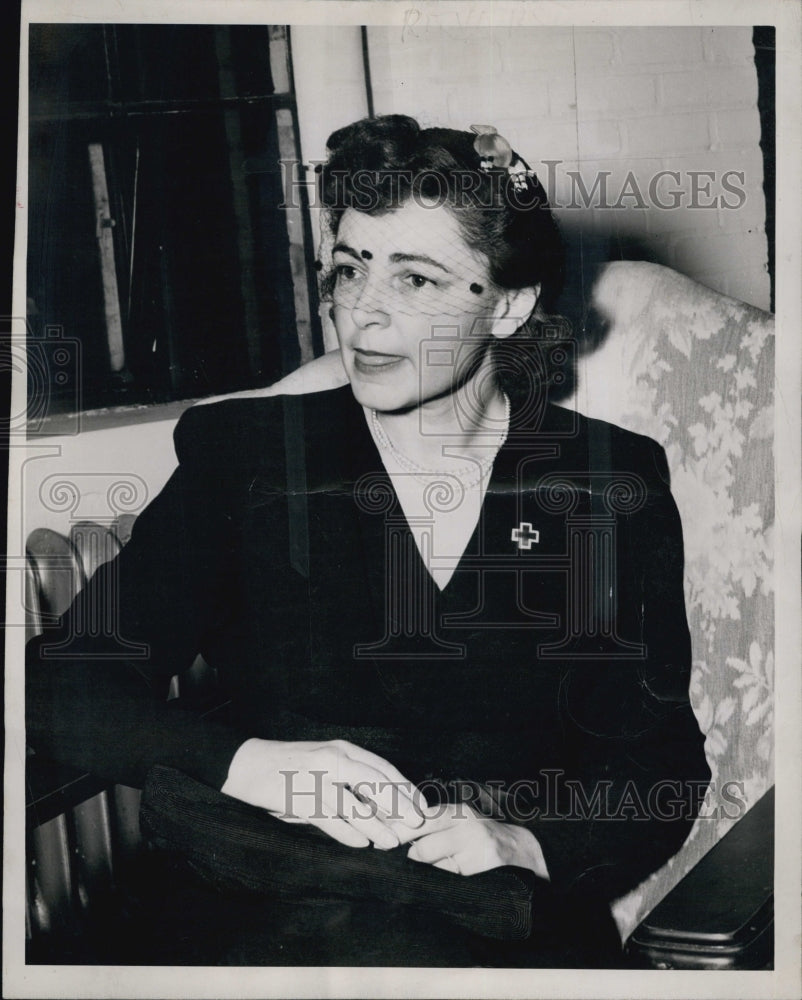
335;264;358;280
404;273;435;290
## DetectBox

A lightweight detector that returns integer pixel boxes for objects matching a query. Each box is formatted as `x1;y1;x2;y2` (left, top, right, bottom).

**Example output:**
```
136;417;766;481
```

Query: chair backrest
562;261;774;935
566;260;774;794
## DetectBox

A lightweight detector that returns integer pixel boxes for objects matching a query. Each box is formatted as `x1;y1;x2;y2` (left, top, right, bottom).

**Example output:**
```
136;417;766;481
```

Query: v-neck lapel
307;387;416;644
337;389;477;657
340;386;555;605
343;389;403;621
436;393;581;623
301;386;582;641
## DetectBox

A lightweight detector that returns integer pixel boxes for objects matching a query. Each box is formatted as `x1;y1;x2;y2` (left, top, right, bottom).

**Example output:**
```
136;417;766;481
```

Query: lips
353;349;405;373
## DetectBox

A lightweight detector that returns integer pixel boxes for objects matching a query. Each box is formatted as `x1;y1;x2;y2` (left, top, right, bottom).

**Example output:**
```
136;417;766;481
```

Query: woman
27;115;710;966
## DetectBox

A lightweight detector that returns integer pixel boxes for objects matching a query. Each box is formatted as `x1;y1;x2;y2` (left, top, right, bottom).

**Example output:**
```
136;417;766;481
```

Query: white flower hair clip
470;124;534;193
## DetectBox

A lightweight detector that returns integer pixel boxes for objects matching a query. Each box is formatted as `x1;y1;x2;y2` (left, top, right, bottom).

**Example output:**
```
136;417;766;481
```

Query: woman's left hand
404;804;550;879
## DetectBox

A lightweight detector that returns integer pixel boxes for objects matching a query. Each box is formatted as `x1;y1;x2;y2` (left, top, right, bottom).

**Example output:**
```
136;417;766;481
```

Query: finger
334;786;399;850
334;759;422;829
432;856;460;875
450;852;494;877
273;805;401;851
373;795;455;843
335;740;414;788
309;814;370;849
407;828;465;866
335;743;424;826
271;787;395;849
377;812;432;846
412;794;445;821
403;804;466;841
415;839;499;877
268;811;306;824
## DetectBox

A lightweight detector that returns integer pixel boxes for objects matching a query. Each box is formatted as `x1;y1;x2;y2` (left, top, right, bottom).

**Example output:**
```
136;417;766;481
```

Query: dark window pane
29;24;110;113
27;23;316;422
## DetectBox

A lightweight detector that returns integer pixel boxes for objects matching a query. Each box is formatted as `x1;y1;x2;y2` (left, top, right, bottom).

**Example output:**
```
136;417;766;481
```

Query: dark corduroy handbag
140;764;547;941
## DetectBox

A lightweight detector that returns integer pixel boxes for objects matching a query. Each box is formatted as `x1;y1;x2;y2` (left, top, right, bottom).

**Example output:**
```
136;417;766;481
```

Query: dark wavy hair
319;114;564;311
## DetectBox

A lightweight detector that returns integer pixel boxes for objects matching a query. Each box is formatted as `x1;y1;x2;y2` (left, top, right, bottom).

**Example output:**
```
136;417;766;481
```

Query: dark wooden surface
626;785;774;969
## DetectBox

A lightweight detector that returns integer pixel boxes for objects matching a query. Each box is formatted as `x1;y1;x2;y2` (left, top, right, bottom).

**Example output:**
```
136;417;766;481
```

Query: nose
350;279;391;329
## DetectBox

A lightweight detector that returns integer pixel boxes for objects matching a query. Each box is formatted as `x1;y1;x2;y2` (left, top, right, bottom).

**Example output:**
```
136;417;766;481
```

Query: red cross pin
511;522;540;550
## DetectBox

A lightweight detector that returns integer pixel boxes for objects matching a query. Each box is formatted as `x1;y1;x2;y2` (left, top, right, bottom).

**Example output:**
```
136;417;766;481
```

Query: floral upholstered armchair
562;261;774;939
259;259;776;943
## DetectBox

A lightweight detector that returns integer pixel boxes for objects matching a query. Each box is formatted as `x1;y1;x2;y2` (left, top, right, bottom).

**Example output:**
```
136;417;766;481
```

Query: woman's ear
490;285;540;340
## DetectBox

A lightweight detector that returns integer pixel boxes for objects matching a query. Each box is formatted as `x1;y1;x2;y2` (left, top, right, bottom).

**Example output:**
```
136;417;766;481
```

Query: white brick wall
615;26;705;67
363;25;770;310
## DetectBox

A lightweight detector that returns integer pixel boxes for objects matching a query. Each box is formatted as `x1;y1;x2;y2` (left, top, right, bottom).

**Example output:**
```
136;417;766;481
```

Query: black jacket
27;385;710;902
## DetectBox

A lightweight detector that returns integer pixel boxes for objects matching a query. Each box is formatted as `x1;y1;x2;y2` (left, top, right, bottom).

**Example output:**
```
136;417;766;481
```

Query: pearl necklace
370;393;511;489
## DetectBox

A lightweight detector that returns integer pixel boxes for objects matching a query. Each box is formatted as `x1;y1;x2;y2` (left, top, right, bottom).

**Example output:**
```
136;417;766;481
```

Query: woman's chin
347;376;415;413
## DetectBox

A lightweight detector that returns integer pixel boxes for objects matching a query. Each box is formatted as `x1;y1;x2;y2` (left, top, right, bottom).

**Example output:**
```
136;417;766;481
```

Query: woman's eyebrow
332;243;453;275
389;252;453;274
332;242;362;260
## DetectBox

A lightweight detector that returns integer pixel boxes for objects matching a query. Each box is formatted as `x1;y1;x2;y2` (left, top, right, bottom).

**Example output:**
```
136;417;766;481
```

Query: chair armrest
625;786;774;969
26;691;232;829
26;755;107;829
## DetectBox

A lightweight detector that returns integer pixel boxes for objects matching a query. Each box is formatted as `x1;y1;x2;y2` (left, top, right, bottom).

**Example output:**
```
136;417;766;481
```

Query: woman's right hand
221;737;426;850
